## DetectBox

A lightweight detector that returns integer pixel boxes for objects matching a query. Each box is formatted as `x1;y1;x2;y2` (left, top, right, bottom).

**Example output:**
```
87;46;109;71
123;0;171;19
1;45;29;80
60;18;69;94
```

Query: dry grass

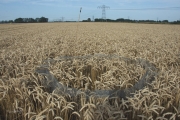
0;22;180;120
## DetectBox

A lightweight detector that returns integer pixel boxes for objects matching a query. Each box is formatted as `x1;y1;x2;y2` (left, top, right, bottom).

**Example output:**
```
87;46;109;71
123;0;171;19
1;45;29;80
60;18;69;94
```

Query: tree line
83;18;180;24
1;16;180;24
0;17;48;23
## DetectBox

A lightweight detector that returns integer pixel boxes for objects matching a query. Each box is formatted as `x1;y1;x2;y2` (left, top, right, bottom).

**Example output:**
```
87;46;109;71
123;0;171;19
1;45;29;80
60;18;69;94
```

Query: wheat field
0;22;180;120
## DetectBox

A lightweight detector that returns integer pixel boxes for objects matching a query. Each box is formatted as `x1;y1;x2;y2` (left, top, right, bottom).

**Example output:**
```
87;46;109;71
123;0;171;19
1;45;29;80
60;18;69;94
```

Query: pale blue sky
0;0;180;21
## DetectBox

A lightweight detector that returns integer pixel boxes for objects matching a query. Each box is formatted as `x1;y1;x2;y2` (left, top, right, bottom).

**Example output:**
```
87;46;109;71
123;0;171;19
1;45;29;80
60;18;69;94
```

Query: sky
0;0;180;22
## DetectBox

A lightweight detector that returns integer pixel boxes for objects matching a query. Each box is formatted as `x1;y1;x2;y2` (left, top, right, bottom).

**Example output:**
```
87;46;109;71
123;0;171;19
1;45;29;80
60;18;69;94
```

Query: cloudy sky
0;0;180;21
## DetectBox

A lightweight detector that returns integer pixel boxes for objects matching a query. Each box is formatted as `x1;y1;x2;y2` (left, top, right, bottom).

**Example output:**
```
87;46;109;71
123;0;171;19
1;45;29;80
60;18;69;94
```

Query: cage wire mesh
35;53;158;100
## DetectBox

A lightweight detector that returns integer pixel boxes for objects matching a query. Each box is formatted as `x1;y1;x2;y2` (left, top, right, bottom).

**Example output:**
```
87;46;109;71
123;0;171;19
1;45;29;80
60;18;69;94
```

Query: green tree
14;18;23;23
162;20;169;23
87;18;91;22
39;17;48;22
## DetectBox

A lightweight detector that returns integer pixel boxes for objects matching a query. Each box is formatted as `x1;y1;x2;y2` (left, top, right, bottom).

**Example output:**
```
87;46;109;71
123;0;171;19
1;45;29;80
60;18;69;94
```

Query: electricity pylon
98;5;110;21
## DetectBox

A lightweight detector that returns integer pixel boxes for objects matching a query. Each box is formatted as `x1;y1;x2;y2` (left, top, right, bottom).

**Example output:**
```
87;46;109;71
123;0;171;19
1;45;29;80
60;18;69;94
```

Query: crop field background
0;22;180;120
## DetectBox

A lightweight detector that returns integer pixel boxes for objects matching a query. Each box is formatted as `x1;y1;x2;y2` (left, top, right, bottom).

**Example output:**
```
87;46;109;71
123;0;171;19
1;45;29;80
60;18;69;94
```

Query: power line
81;9;97;18
109;7;180;11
